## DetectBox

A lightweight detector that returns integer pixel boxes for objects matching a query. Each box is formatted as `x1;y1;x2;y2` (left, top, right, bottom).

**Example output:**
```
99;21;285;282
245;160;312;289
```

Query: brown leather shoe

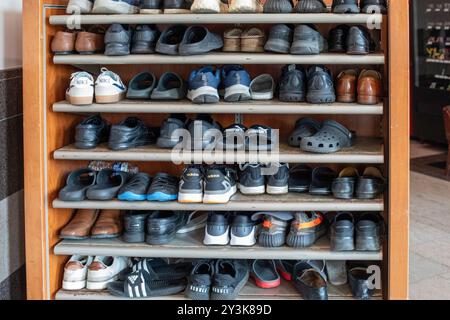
76;31;105;54
336;69;357;103
357;69;382;105
91;210;123;239
51;31;77;55
60;209;99;240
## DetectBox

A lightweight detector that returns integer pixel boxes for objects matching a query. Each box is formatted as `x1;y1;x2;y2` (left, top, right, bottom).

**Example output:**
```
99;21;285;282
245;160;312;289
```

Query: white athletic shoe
230;214;256;246
191;0;221;13
66;71;95;106
228;0;262;13
62;255;94;291
95;68;127;104
92;0;140;14
86;256;129;290
66;0;94;13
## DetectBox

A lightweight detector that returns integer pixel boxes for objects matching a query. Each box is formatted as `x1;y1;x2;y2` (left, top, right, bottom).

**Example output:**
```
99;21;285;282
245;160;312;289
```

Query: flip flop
250;260;281;289
59;168;97;201
309;167;337;196
250;74;275;100
300;120;354;154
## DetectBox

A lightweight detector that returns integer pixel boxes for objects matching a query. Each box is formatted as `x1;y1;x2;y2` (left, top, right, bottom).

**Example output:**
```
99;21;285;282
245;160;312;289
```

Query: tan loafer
90;210;123;239
60;209;99;240
51;30;77;55
76;31;105;55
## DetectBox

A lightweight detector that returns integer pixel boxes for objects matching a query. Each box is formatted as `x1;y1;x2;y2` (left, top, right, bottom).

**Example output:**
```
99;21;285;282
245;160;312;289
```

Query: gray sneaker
253;212;294;248
238;164;265;195
291;24;328;55
179;26;224;56
267;163;289;195
203;167;237;204
105;24;132;56
157;114;188;148
264;24;293;54
131;25;160;54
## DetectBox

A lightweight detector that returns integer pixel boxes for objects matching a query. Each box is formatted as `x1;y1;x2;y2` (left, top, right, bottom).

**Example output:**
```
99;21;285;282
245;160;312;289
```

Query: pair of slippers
288;165;337;195
289;118;355;154
127;72;186;100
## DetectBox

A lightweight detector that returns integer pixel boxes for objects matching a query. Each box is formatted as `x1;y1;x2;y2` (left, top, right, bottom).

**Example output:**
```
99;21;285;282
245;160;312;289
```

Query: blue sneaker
147;173;179;202
92;0;140;14
118;173;151;201
187;66;221;104
222;65;251;102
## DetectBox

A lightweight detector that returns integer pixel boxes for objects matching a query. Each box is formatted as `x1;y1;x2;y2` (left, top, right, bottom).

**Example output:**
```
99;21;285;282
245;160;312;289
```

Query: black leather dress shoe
346;26;376;55
108;117;156;151
75;115;110;149
293;260;328;300
347;262;378;299
328;25;349;53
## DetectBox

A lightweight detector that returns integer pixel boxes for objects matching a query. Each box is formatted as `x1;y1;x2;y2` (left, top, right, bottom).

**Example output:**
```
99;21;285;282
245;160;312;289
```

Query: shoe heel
358;94;380;105
356;236;380;251
258;233;285;247
330;236;355;251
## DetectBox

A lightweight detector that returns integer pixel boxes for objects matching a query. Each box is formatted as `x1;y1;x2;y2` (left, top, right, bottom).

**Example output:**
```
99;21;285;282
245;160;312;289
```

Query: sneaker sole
230;227;256;247
203;185;237;204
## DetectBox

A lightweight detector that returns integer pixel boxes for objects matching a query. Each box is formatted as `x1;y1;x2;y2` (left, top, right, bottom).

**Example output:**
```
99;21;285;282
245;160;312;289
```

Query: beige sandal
241;27;265;53
223;28;243;52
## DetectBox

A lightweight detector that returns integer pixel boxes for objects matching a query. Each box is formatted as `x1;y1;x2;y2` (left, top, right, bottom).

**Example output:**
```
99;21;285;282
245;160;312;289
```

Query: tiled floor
410;140;450;299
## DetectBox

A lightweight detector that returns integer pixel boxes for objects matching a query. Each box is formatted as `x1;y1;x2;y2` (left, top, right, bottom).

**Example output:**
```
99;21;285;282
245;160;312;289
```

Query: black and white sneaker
230;213;256;247
267;163;290;195
211;260;250;300
238;163;266;195
204;212;231;246
219;123;248;151
185;260;214;301
203;167;238;204
178;165;204;203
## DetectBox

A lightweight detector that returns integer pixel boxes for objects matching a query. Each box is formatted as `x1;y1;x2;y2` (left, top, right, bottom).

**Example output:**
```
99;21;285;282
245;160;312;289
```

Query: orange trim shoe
286;211;328;248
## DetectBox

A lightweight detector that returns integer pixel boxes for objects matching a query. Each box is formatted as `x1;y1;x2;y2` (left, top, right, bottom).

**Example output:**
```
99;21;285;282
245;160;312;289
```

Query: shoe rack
23;0;410;300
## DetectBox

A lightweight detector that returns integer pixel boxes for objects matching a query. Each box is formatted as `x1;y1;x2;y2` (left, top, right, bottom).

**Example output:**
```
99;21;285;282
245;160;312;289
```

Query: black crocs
289;117;321;147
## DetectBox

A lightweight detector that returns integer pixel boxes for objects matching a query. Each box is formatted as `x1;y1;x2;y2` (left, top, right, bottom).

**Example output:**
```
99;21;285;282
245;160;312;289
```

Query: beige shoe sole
140;9;163;14
67;93;93;106
95;92;125;104
164;8;191;13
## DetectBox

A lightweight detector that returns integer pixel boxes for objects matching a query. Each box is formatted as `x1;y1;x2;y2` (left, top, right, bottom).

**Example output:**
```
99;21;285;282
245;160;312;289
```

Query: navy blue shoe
118;173;152;201
147;172;179;202
222;65;251;102
187;66;221;104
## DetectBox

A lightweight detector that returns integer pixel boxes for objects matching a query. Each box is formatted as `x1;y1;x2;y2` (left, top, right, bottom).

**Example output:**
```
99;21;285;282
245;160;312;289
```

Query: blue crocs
187;66;221;104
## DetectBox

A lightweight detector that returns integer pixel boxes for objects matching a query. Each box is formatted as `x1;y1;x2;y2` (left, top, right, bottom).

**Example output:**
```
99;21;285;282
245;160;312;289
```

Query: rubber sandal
288;117;321;147
126;72;156;100
59;168;97;201
177;211;207;234
118;258;168;281
276;260;298;281
250;74;275;100
150;72;186;100
300;120;354;154
325;260;348;286
293;260;328;300
250;260;281;289
332;167;359;199
86;169;129;200
288;165;312;193
309;167;337;196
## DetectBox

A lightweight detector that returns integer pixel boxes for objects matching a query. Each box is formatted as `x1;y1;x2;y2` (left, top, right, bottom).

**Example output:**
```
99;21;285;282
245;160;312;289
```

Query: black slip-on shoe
293;260;328;300
288;165;312;193
332;167;359;199
86;168;129;200
309;167;337;196
329;212;355;251
75;115;110;149
131;25;160;54
118;172;152;201
328;25;349;53
123;210;152;243
355;213;383;251
108;117;156;151
347;261;379;299
145;211;187;245
356;167;385;199
211;260;249;300
332;0;360;13
185;260;214;300
346;26;376;55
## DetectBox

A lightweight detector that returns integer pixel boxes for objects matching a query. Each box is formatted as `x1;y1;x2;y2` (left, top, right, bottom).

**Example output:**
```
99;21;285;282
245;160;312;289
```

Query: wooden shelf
53;52;385;65
53;139;384;164
54;230;382;261
52;192;384;212
55;280;382;300
49;13;384;26
53;100;384;115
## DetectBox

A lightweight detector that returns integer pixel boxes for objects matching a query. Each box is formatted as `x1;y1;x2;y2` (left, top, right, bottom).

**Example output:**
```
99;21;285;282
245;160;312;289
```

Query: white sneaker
62;255;94;290
66;71;95;106
66;0;94;13
95;68;127;104
92;0;140;14
191;0;221;13
86;256;129;290
228;0;262;13
230;215;256;246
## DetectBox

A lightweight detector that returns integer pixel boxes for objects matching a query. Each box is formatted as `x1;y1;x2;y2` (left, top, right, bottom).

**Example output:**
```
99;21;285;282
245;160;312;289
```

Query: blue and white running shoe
222;65;251;102
187;66;221;104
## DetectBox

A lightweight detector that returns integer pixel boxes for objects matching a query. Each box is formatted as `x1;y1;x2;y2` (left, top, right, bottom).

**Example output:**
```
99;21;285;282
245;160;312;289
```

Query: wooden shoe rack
23;0;410;300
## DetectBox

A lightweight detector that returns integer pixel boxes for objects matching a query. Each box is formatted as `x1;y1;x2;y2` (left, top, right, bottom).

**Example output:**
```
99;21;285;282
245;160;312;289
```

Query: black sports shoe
346;26;376;55
246;125;276;151
185;260;214;300
118;172;152;201
203;167;237;204
188;114;222;150
178;165;204;203
146;172;179;202
211;260;250;300
306;65;336;104
238;164;265;195
108;117;156;151
75;115;110;149
157;114;188;149
203;212;231;246
145;211;187;245
267;163;289;195
123;210;151;243
230;213;256;247
355;213;383;251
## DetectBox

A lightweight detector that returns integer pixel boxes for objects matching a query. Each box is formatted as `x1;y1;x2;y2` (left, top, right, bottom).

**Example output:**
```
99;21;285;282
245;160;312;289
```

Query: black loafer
75;115;110;149
346;26;376;55
347;262;378;299
360;0;387;14
355;213;383;251
332;167;359;199
328;25;349;53
293;260;328;300
146;211;187;245
155;25;188;55
329;212;355;251
356;167;385;199
131;25;160;54
123;210;152;243
108;117;156;151
309;167;337;196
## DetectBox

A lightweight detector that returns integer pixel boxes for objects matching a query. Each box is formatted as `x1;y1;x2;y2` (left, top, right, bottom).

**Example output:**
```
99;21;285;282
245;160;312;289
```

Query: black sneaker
75;115;110;149
306;66;336;104
146;172;179;202
211;260;250;300
287;211;327;248
238;164;265;195
246;125;276;151
145;211;187;245
267;163;289;195
203;167;237;204
178;165;204;203
203;212;231;246
230;213;256;247
355;213;383;251
188;114;222;150
108;117;156;151
157;114;188;149
118;172;152;201
185;260;214;300
219;123;247;151
123;210;151;243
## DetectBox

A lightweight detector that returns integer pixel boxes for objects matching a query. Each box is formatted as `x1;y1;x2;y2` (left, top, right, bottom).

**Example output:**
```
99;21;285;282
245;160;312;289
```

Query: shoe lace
151;174;178;189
